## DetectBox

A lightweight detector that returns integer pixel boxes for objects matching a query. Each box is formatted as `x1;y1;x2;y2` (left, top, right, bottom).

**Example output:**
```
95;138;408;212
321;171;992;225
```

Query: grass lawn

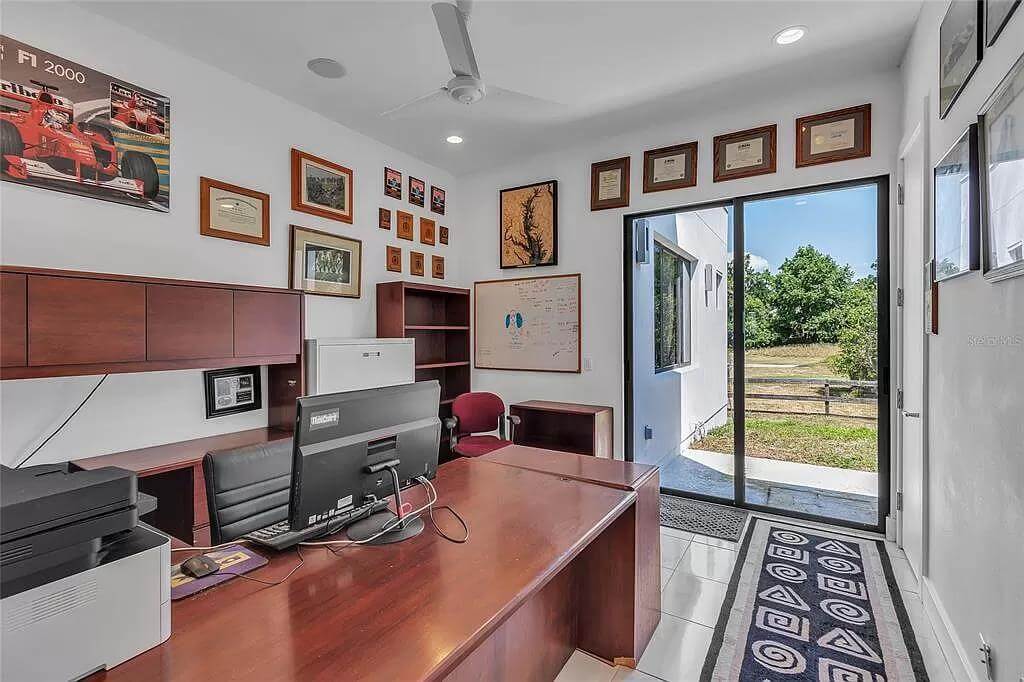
694;414;878;472
740;342;842;380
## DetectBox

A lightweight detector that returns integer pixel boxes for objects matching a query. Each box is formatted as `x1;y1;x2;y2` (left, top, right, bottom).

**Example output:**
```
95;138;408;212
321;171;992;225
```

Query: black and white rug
660;495;749;542
701;518;928;681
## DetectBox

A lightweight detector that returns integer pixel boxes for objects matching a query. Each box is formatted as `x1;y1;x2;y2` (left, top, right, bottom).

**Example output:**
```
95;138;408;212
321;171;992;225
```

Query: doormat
700;517;928;681
660;494;749;542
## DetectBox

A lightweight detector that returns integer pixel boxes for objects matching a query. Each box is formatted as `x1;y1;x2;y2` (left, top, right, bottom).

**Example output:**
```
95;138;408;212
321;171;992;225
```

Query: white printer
1;463;170;680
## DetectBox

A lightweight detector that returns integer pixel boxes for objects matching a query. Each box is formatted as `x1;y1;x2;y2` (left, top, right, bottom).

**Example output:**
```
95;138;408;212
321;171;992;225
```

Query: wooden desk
93;457;656;681
74;428;292;545
510;400;613;458
481;445;661;663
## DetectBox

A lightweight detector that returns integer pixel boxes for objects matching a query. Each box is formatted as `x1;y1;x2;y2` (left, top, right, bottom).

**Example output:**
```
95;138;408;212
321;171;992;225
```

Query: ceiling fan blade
484;85;571;121
379;87;447;119
431;2;480;79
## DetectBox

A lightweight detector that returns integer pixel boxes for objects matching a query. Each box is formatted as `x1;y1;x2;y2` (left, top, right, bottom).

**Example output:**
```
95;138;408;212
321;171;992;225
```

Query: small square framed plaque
397;210;414;240
204;366;261;419
420;216;436;245
590;156;630;210
410;251;425;276
379;207;391;230
386;245;402;273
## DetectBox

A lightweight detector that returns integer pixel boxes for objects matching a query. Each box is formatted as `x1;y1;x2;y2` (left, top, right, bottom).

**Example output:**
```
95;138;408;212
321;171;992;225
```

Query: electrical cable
15;374;108;468
421;476;469;543
171;539;250;553
216;545;305;587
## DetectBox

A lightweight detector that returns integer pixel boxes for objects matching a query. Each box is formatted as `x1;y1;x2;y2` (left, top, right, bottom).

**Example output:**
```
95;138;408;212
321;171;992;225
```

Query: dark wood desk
510;401;613;458
481;445;661;663
93;456;657;681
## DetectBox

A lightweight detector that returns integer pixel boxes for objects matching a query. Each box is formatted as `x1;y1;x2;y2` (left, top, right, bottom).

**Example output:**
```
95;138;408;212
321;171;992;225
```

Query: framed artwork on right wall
985;0;1020;46
938;0;982;119
933;124;980;282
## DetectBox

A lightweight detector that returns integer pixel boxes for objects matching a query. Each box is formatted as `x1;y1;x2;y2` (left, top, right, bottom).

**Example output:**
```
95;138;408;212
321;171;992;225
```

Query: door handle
902;410;921;418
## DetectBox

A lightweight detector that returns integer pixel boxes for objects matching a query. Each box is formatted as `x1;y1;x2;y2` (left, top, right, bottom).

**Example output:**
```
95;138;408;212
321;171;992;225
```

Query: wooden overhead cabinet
146;285;233;361
233;290;302;358
1;273;27;367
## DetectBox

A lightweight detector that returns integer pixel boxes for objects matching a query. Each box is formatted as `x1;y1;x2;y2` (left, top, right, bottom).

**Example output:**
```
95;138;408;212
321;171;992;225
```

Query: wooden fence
729;377;878;420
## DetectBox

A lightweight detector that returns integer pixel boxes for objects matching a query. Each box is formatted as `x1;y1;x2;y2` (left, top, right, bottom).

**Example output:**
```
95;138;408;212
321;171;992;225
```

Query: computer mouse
180;554;220;579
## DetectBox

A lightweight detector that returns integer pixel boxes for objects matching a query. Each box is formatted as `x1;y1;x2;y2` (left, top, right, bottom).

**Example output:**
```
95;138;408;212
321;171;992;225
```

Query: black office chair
203;440;292;544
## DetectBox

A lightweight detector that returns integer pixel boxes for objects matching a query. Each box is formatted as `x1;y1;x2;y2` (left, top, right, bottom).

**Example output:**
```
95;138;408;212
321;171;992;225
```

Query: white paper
725;138;764;170
810;119;856;155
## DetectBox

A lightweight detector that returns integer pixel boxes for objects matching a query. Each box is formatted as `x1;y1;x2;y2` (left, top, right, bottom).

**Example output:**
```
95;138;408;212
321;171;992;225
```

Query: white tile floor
555;521;956;682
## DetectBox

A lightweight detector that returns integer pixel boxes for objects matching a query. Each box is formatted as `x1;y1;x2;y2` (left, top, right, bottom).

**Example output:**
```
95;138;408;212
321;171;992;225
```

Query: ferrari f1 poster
1;35;170;211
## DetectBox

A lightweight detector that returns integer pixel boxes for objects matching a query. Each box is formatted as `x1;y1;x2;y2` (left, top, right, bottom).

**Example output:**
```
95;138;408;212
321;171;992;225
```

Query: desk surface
482;444;654;490
95;457;634;681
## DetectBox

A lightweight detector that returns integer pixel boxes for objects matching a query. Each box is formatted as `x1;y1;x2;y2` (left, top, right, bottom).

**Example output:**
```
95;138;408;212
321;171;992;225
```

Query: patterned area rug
701;518;928;681
660;495;749;541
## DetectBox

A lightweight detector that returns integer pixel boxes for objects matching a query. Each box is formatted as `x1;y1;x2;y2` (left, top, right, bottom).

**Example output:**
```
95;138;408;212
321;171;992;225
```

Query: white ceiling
83;1;922;175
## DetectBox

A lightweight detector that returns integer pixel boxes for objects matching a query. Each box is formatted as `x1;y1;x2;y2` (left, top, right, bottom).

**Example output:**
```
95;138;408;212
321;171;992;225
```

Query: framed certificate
796;104;871;168
590;156;630;210
643;141;697;193
713;125;776;182
200;177;270;246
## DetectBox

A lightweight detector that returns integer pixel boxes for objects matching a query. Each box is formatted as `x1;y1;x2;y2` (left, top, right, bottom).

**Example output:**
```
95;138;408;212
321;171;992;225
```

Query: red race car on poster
0;79;160;200
110;85;166;136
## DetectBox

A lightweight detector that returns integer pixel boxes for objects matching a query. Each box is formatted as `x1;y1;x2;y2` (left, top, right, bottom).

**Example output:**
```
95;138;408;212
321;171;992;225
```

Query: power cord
217;545;305;587
15;374;108;468
420;476;469;544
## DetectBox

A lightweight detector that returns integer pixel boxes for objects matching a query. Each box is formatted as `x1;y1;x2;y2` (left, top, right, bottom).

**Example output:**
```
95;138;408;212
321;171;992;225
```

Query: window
654;236;694;371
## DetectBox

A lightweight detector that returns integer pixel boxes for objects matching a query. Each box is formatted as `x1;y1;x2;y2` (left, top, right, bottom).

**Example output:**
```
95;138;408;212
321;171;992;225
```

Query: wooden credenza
511;400;614;458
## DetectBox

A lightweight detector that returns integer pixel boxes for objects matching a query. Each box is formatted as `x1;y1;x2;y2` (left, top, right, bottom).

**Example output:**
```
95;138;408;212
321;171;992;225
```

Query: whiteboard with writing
474;274;581;373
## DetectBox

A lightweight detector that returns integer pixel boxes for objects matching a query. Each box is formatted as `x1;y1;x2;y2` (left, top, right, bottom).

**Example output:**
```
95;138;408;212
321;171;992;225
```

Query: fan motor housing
446;76;486;104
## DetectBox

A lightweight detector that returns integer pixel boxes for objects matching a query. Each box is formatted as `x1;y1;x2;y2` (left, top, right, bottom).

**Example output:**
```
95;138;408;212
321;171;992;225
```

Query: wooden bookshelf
378;281;471;460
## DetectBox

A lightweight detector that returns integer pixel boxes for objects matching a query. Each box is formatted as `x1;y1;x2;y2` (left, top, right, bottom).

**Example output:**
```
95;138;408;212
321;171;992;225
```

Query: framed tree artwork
938;0;982;119
795;104;871;167
410;251;425;276
713;124;777;182
500;180;557;268
396;210;414;240
409;176;425;207
590;156;630;210
420;216;436;245
291;148;353;223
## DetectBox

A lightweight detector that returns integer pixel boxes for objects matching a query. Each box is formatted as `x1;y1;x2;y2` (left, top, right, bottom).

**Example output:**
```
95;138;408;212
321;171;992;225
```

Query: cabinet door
28;275;146;366
147;284;233;361
233;291;301;357
1;273;27;367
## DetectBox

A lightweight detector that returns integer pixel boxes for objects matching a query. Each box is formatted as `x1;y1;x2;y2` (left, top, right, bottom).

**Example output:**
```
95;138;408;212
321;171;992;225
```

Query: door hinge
897;183;905;206
897;389;904;410
896;491;903;511
896;288;904;307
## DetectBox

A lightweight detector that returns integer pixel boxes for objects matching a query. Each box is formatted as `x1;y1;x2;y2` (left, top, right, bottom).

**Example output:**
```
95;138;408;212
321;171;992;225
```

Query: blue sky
726;185;878;278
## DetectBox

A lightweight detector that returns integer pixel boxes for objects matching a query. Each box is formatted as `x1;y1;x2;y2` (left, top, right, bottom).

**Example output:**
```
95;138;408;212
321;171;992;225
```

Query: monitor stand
346;465;425;545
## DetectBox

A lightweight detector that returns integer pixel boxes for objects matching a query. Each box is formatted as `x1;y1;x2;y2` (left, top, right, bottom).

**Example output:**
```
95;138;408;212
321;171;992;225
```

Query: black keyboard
243;500;388;551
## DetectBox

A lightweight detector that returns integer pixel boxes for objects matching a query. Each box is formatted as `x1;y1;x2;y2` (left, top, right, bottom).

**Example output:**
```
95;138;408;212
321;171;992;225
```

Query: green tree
829;273;878;380
727;254;779;348
772;245;853;343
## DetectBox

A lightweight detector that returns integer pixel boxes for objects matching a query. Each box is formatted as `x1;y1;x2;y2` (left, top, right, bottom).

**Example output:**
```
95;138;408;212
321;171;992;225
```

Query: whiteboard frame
474;273;582;373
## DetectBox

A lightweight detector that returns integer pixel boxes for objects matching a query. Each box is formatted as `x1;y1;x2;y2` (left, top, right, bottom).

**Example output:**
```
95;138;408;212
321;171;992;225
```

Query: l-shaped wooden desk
92;448;660;681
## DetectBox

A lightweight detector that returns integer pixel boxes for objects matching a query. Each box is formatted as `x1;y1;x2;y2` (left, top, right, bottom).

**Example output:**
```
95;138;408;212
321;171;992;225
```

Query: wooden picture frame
713;124;777;182
384;167;402;200
199;177;270;246
939;0;982;119
933;124;980;281
291;148;353;223
986;0;1020;46
410;251;425;276
379;207;391;230
643;142;697;193
289;225;362;298
431;185;446;215
386;245;402;273
431;255;445;279
396;210;414;240
500;180;558;268
439;225;449;245
409;176;425;207
795;104;872;167
590;156;630;210
420;217;436;245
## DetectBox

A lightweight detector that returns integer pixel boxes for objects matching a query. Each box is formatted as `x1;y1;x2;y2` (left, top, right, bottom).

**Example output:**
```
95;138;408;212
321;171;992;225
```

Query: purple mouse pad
171;545;268;600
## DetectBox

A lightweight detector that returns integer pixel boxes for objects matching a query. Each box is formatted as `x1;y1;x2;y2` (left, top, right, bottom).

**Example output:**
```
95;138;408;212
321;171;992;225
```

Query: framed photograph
590;156;630;210
795;104;872;167
203;366;261;419
199;177;270;246
289;225;362;298
379;207;391;230
500;180;558;268
291;148;353;223
410;251;425;276
386;245;402;273
986;0;1019;46
0;35;170;211
939;0;982;119
432;255;445;279
431;185;446;214
643;142;697;193
933;124;980;282
409;176;425;207
440;225;449;245
396;210;414;240
979;52;1024;281
384;167;402;200
420;216;436;245
713;124;777;182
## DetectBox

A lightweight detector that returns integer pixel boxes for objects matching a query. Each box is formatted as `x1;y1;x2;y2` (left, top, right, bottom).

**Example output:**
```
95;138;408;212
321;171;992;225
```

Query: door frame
623;175;891;533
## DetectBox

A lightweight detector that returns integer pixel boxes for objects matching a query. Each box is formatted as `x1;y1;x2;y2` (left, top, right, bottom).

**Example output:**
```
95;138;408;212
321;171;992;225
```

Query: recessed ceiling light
307;57;346;79
446;135;464;144
774;25;807;45
794;199;808;206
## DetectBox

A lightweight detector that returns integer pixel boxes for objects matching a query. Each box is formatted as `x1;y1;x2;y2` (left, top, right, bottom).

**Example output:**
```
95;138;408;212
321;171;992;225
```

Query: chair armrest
443;416;459;446
506;415;522;426
504;414;521;442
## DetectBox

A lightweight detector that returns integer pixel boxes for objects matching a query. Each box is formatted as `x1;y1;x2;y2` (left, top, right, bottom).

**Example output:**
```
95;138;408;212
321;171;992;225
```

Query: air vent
3;580;98;632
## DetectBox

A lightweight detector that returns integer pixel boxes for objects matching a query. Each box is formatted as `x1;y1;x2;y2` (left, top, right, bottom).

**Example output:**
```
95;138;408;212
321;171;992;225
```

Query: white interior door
898;125;926;579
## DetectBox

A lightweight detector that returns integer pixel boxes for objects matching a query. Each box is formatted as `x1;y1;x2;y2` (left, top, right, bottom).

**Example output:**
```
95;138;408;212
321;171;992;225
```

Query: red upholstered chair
444;392;520;458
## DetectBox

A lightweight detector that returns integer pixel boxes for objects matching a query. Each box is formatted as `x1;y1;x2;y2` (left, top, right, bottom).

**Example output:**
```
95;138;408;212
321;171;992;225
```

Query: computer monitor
289;380;441;537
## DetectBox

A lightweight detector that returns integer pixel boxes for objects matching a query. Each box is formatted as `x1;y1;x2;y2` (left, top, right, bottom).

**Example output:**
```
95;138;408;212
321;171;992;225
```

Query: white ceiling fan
379;0;563;120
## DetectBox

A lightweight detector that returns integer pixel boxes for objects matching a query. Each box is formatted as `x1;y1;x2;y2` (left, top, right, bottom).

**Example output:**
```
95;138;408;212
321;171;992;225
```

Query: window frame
653;233;696;373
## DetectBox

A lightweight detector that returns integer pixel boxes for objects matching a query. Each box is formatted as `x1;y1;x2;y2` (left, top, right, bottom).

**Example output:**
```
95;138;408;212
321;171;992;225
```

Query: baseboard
921;576;978;682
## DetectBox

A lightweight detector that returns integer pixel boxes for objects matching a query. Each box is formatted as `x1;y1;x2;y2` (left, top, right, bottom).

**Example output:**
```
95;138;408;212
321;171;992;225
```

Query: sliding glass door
625;177;889;531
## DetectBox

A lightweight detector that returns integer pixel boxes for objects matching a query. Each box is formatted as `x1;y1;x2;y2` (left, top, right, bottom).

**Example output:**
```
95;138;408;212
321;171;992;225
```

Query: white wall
0;2;460;465
899;6;1024;680
633;209;728;465
457;68;902;459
